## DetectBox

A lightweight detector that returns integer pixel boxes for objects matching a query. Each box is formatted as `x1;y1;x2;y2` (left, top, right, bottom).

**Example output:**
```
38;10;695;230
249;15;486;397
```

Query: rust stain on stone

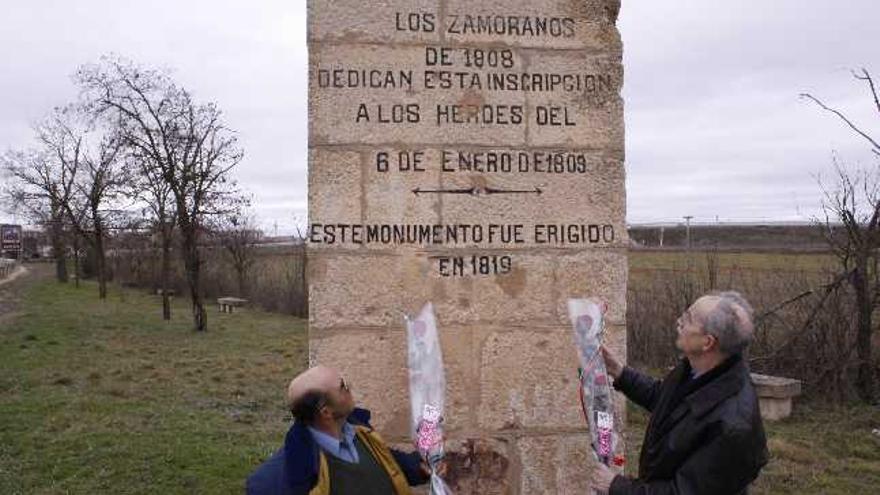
445;439;511;495
470;175;489;190
500;420;519;431
457;89;485;120
496;266;526;298
458;89;485;107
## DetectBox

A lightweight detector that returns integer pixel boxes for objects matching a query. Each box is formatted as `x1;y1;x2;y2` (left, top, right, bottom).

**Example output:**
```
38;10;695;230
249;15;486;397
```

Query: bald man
247;366;431;495
591;291;768;494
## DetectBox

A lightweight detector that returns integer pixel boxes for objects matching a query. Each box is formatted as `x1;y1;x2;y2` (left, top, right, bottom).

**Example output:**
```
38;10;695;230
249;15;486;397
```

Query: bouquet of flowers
406;303;452;495
568;298;622;467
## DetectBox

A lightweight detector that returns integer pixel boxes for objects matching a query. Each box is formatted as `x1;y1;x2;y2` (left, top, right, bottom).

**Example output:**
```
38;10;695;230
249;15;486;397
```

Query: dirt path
0;263;51;325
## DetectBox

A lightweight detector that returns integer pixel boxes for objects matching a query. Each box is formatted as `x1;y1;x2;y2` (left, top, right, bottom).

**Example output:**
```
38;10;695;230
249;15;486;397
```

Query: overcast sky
1;1;877;231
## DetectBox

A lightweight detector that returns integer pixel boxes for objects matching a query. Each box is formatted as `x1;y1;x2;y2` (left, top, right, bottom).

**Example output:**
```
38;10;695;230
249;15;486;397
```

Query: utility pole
683;215;695;291
683;215;693;250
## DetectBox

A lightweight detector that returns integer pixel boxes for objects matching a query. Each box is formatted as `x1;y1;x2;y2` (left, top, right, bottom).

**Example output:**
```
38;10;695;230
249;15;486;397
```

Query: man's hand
419;459;447;478
589;462;617;493
601;345;623;380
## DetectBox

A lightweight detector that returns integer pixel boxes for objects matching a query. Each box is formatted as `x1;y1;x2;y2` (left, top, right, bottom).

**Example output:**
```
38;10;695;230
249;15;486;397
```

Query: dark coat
246;408;427;495
610;355;768;495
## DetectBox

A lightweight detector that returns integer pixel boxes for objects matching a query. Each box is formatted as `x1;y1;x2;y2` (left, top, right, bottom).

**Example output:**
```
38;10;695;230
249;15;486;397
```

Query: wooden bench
750;373;802;421
218;297;248;313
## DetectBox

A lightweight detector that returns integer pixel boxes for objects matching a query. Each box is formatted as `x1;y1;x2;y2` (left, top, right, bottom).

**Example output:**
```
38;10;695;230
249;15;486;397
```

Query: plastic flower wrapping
406;303;452;495
568;298;622;467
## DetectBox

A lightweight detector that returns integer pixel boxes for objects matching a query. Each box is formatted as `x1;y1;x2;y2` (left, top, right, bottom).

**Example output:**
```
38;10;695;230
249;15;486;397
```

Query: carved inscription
375;150;592;174
394;12;578;39
308;223;615;246
310;8;621;276
316;44;616;129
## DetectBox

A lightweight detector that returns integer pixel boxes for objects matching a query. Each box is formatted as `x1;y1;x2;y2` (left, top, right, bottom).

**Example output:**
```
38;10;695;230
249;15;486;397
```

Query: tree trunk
96;235;107;299
50;210;68;283
188;264;207;332
53;239;68;283
161;228;172;321
181;222;206;332
853;258;875;402
185;254;207;332
72;236;80;289
94;217;107;300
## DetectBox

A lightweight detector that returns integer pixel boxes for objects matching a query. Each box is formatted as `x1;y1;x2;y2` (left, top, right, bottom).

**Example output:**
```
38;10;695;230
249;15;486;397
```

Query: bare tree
33;105;126;299
802;68;880;402
131;152;177;320
801;69;880;158
4;165;71;283
216;212;262;298
35;109;85;288
76;56;243;331
76;133;126;299
2;110;81;284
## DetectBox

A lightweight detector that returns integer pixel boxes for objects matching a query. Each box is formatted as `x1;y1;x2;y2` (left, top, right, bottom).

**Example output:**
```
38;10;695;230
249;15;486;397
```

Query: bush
627;250;878;402
109;242;308;317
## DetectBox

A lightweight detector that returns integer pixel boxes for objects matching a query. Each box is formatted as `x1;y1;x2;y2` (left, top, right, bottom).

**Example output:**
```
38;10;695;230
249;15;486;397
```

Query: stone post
307;1;626;492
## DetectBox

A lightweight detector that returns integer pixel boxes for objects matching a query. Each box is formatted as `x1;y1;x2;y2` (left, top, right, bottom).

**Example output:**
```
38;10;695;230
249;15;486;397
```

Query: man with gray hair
590;291;768;494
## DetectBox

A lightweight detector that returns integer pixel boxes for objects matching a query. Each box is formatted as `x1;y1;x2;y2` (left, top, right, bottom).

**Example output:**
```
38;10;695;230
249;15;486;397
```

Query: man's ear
702;333;718;353
317;399;333;420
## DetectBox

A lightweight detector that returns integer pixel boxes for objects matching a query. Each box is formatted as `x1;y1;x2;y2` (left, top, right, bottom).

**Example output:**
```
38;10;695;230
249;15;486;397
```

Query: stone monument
307;1;626;492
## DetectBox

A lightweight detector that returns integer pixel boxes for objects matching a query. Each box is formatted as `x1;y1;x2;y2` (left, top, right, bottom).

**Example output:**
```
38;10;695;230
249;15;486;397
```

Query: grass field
0;267;307;494
629;249;836;275
1;263;878;494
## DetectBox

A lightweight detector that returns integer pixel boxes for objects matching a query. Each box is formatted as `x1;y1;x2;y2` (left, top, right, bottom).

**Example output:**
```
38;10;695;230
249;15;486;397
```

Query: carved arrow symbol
484;186;543;196
412;186;543;196
412;187;477;196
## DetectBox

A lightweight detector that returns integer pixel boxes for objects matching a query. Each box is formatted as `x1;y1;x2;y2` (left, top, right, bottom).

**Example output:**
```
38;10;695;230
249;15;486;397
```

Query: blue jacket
246;408;428;495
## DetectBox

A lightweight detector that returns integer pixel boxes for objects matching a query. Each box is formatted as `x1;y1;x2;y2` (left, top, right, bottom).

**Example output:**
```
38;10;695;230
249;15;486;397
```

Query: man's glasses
296;378;349;419
313;395;328;413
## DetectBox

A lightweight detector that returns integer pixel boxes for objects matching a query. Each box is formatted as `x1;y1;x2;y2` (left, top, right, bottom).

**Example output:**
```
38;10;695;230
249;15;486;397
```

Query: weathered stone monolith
308;1;626;492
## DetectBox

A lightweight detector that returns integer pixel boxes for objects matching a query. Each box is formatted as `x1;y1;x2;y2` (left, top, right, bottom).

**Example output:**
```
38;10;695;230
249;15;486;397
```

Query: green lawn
0;272;307;494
